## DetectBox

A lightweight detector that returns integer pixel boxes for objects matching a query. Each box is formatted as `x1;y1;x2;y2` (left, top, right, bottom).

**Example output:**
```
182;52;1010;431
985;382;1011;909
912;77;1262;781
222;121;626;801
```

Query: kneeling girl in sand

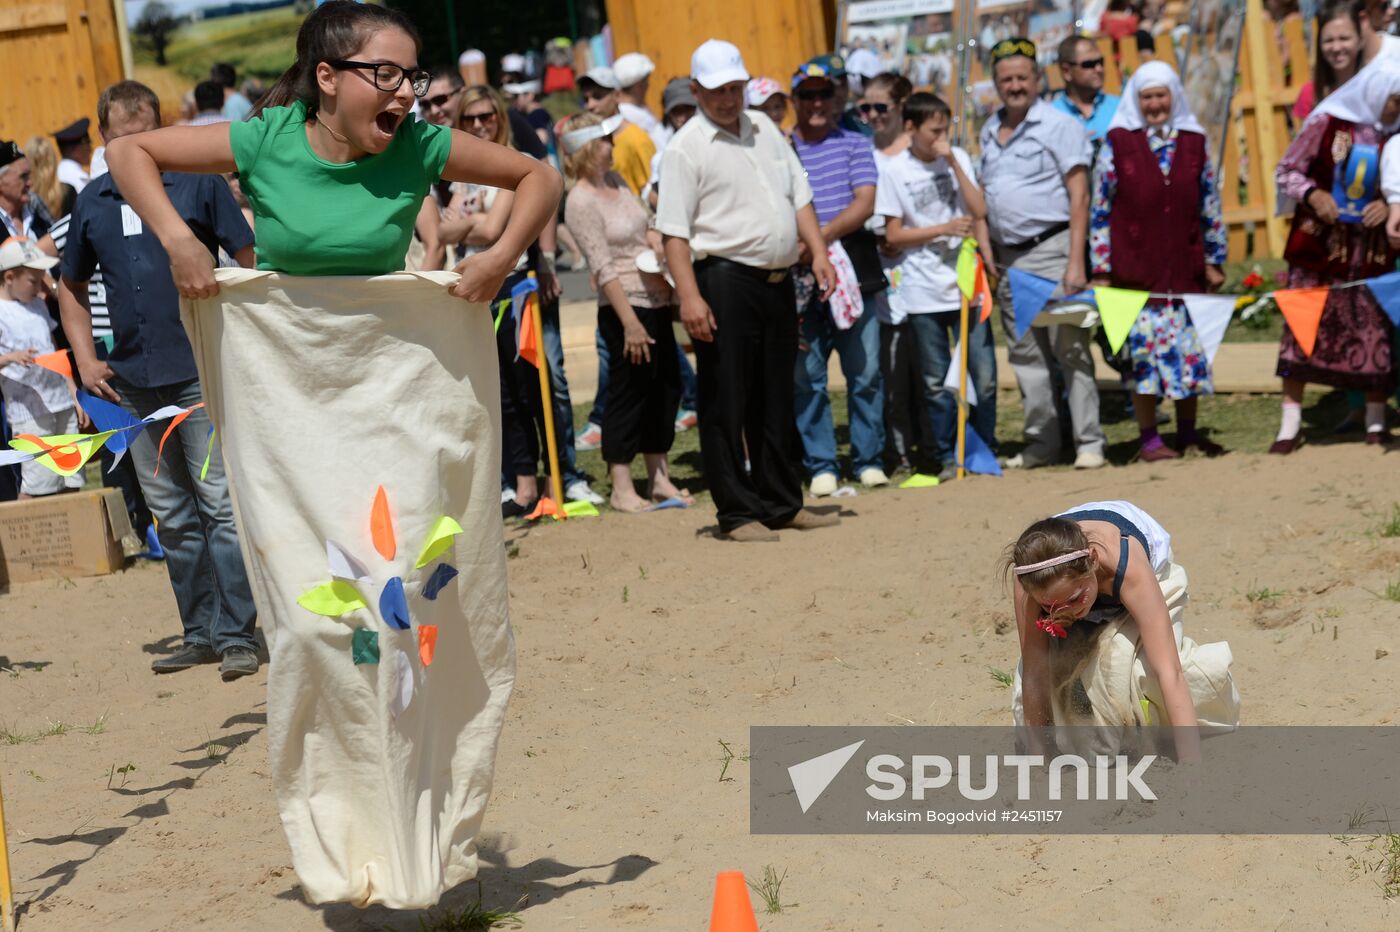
1004;500;1239;762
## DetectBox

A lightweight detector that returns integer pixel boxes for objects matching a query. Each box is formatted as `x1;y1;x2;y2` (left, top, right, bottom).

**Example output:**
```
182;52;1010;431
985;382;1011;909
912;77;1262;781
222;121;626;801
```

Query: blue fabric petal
422;563;459;601
379;577;410;630
76;390;144;454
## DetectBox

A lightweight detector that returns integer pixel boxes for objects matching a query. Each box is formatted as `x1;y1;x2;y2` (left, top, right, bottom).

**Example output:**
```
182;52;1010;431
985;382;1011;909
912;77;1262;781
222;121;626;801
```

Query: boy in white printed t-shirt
875;93;996;480
0;236;84;497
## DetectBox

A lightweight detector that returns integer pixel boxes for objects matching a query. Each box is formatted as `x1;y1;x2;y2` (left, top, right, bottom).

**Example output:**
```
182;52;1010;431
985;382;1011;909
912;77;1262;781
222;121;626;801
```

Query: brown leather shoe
1268;437;1301;455
778;508;841;530
1138;442;1181;463
1366;429;1392;446
721;522;780;542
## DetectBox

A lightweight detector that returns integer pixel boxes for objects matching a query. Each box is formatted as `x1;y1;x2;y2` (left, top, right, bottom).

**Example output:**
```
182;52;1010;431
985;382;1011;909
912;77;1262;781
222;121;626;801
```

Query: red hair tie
1035;617;1068;638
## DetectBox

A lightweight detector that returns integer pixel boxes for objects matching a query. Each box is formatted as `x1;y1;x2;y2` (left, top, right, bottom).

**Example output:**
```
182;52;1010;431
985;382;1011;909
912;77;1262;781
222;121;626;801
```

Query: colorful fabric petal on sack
298;580;369;616
371;485;396;559
414;515;463;568
326;540;372;584
351;628;380;665
422;563;459;601
379;576;410;630
417;625;439;667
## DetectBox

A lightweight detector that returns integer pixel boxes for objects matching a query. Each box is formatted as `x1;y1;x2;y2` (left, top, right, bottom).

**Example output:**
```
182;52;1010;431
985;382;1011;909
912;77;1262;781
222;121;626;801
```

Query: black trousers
599;303;680;464
692;258;803;532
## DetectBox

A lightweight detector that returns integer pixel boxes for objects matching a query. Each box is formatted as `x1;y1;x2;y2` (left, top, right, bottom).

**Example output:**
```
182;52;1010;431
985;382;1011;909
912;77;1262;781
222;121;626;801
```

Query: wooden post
955;290;970;480
1243;0;1288;256
0;774;16;932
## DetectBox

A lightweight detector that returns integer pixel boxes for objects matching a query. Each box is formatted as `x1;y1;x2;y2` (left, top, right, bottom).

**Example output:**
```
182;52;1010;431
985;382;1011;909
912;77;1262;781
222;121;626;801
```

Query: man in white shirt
614;52;670;150
656;39;839;542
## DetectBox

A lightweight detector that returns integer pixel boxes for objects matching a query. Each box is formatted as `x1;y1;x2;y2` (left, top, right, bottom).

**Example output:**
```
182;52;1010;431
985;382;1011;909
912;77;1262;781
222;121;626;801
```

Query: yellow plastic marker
898;473;941;489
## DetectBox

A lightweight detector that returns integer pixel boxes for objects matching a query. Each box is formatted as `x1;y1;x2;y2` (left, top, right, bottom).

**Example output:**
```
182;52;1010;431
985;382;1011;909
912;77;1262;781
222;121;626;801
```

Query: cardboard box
0;488;134;587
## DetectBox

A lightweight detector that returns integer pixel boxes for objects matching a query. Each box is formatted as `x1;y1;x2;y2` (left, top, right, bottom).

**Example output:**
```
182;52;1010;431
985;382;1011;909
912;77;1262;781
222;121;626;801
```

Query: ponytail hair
253;0;423;119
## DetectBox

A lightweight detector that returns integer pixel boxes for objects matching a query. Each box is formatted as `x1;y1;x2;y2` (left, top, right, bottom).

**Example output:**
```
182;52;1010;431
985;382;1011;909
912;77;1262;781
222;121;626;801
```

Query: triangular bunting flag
1094;286;1151;354
962;424;1002;477
34;350;74;381
975;255;994;323
1274;287;1329;357
1181;294;1237;366
956;238;978;300
1008;268;1058;340
511;276;541;368
76;390;143;456
1366;271;1400;327
942;342;978;407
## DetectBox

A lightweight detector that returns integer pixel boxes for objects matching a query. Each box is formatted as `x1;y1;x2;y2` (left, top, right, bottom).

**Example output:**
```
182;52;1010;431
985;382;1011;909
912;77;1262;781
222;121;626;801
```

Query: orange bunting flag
370;485;396;559
975;255;994;323
517;293;540;368
1274;287;1329;357
154;405;201;476
418;625;439;667
34;350;73;381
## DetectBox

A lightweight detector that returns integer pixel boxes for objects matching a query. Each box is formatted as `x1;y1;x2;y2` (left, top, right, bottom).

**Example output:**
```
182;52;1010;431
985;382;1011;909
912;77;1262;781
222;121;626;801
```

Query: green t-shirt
229;101;452;276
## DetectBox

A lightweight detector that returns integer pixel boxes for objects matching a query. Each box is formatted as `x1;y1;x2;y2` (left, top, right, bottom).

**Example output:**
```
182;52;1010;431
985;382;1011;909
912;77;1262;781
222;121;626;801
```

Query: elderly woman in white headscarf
1272;59;1400;453
1089;60;1227;463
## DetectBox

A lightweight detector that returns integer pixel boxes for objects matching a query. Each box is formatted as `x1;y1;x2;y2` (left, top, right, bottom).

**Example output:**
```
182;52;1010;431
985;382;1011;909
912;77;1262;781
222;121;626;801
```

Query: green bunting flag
1093;286;1151;354
956;238;979;300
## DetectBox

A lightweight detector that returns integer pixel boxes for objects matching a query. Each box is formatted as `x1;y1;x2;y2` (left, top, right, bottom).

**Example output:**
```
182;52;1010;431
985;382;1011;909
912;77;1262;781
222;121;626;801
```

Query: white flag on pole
1182;293;1237;366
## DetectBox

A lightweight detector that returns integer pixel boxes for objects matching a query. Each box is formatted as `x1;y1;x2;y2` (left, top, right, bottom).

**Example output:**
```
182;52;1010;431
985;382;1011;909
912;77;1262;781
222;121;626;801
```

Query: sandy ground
2;442;1399;930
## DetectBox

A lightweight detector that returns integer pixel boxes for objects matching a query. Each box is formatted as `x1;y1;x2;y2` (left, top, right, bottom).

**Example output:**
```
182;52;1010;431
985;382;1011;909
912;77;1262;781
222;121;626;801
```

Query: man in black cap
53;117;93;215
0;140;55;252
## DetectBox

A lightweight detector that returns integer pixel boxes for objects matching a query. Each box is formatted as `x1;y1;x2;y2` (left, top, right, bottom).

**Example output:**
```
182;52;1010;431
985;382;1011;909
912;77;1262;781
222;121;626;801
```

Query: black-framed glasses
795;87;836;102
1072;56;1105;69
326;59;431;97
459;111;498;127
423;89;462;109
858;102;889;115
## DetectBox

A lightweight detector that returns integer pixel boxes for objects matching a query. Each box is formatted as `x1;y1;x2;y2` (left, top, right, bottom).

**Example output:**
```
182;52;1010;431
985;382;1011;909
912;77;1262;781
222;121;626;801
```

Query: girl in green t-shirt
105;0;560;295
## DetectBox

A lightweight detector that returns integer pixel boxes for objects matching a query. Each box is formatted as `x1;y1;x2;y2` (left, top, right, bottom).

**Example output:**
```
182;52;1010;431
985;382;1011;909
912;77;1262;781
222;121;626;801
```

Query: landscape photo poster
122;0;309;120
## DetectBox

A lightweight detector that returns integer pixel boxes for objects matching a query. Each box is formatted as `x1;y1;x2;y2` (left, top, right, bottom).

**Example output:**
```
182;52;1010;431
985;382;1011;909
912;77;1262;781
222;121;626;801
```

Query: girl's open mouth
375;110;402;137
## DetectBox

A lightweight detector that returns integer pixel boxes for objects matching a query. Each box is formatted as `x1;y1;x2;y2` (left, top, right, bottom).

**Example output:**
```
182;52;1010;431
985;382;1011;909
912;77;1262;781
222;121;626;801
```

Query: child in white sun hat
0;235;85;496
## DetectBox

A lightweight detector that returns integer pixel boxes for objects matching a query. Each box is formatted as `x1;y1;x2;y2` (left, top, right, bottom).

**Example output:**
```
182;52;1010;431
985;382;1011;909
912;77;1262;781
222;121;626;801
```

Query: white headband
561;114;623;154
1013;549;1091;576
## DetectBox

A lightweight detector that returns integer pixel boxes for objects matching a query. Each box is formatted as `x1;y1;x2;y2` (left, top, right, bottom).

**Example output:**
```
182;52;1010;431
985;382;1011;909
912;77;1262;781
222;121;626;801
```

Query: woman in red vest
1090;61;1227;463
1273;62;1400;452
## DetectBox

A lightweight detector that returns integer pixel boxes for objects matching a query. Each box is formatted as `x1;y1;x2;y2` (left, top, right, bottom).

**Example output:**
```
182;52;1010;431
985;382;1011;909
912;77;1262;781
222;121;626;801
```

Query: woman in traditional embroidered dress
1272;61;1400;451
1090;61;1227;462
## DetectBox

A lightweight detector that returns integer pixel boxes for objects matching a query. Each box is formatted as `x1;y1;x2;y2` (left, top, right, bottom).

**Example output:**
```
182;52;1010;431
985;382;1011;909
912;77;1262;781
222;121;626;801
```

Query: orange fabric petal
152;403;204;477
15;434;82;472
976;258;994;324
370;485;396;559
1274;287;1329;358
33;350;73;380
518;294;540;368
418;625;439;666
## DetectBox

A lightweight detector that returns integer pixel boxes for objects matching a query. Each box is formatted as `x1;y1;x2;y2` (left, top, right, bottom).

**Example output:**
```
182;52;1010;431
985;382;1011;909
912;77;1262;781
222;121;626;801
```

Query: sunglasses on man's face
795;87;836;102
423;90;461;109
1072;57;1105;69
858;102;889;115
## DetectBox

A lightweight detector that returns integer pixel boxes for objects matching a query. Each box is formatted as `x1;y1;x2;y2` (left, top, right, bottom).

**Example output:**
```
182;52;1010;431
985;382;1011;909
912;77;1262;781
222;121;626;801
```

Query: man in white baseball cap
613;52;667;149
579;65;656;195
654;39;840;542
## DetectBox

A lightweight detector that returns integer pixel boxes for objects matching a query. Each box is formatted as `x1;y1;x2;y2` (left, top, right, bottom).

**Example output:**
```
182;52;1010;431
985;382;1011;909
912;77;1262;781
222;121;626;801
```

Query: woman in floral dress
1272;62;1400;452
1091;61;1227;462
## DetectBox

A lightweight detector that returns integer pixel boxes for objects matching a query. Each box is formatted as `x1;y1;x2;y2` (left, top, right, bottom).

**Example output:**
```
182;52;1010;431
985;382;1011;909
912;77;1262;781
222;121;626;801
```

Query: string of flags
1004;267;1400;361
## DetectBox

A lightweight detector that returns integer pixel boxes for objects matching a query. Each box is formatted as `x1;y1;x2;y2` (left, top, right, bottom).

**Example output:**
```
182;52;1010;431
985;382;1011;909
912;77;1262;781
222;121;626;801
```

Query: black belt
694;256;790;284
1000;221;1070;252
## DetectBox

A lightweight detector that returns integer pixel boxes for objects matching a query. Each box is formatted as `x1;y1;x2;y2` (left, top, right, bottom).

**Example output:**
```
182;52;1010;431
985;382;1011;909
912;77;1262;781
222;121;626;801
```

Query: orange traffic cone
709;870;759;932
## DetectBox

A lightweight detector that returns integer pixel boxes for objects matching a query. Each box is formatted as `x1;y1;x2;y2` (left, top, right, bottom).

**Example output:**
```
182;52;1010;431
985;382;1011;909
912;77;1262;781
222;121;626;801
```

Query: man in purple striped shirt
790;56;887;496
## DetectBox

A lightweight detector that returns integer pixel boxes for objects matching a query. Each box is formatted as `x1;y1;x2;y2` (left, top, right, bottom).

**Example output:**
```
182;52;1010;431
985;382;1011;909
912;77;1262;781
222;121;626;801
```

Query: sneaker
1073;450;1106;469
1366;428;1393;446
151;643;219;674
1268;437;1301;455
674;408;698;432
809;472;839;496
937;462;960;482
858;467;889;488
500;487;517;505
220;647;260;681
575;422;602;451
778;508;841;530
720;522;780;542
141;523;165;561
1001;452;1053;469
564;479;605;505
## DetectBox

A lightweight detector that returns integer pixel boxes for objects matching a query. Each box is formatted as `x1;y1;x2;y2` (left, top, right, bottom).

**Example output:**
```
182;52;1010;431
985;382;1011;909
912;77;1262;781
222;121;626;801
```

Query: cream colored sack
182;268;515;909
1012;557;1240;738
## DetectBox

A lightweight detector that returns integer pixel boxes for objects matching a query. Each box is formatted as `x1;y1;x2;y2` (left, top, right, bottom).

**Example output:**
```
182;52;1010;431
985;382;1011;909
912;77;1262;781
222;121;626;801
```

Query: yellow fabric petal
414;515;464;568
297;580;369;617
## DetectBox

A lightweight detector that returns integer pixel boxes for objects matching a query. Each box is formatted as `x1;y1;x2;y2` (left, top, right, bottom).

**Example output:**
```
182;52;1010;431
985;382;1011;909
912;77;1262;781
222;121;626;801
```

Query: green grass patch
1375;504;1400;539
133;7;302;81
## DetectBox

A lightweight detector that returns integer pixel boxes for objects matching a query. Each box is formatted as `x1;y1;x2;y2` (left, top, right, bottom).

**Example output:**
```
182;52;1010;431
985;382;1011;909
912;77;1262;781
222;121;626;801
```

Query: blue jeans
793;302;885;476
907;310;998;466
589;326;697;425
113;376;257;654
538;295;587;486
